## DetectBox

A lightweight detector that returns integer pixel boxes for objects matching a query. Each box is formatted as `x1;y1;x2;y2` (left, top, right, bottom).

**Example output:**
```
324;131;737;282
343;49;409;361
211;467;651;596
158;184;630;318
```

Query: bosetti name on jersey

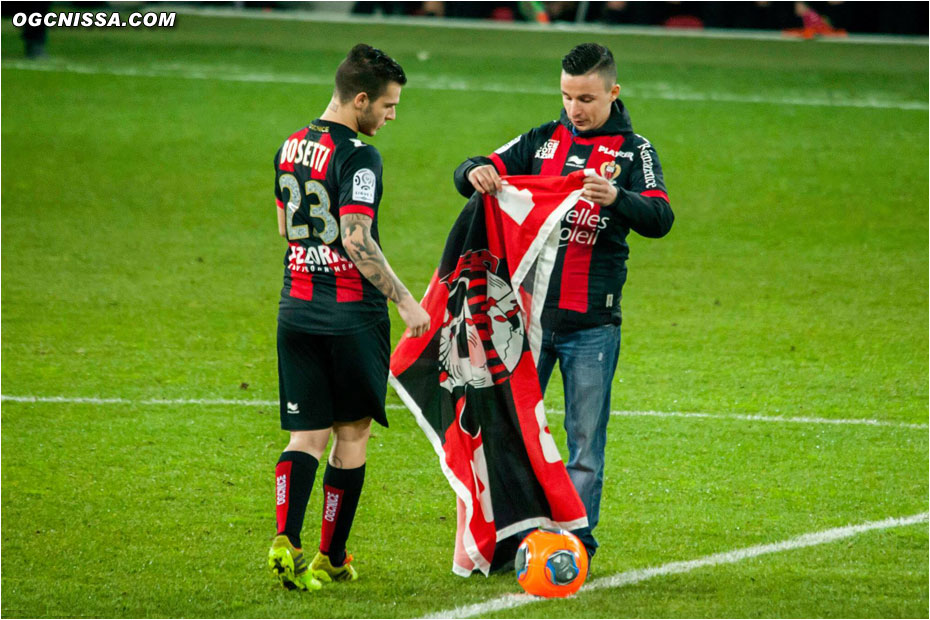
280;138;332;175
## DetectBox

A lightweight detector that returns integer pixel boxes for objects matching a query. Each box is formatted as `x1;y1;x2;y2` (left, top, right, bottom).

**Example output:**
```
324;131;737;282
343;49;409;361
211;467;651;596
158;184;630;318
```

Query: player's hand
582;174;618;206
467;165;502;195
398;296;431;338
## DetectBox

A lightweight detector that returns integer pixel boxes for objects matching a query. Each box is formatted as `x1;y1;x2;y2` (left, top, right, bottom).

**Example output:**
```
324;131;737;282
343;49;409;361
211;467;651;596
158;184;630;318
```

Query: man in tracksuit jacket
453;43;674;559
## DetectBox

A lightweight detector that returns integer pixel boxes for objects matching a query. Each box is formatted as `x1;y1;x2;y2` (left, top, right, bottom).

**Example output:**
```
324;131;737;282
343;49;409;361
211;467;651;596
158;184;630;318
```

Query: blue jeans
536;323;621;555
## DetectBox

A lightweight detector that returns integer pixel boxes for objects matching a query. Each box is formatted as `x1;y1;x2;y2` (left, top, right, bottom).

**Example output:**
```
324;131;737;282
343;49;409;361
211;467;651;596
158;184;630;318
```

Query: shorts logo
276;474;287;506
565;155;586;168
286;401;300;414
353;168;376;203
534;140;559;160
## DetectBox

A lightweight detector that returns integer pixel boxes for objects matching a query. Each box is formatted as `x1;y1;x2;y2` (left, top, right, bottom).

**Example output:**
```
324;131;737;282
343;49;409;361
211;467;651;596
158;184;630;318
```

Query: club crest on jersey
353;168;376;203
599;160;622;180
534;140;559;160
437;250;524;393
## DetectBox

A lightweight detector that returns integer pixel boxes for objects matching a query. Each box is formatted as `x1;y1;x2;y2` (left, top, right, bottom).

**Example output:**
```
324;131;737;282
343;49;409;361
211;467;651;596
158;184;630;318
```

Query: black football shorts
277;320;390;430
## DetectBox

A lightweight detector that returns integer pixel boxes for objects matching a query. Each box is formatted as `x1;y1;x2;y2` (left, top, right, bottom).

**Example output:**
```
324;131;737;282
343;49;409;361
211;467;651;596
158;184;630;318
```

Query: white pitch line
0;394;279;407
1;395;925;430
2;60;925;112
423;511;930;619
609;409;929;430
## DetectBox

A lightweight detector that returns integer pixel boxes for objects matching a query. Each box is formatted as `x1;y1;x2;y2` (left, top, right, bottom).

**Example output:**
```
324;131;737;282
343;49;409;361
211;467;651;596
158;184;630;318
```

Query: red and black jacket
453;100;674;332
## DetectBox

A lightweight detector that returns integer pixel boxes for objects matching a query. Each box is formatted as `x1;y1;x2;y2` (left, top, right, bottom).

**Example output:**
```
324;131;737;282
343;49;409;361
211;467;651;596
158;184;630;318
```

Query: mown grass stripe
423;512;930;619
3;60;926;111
1;394;925;430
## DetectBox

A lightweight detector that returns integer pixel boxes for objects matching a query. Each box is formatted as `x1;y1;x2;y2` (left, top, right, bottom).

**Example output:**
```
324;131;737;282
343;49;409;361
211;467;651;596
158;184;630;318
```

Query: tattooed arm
340;213;431;338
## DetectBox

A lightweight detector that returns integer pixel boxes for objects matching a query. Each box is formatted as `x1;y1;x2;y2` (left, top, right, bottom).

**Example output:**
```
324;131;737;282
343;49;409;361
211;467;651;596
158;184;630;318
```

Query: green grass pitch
1;10;927;618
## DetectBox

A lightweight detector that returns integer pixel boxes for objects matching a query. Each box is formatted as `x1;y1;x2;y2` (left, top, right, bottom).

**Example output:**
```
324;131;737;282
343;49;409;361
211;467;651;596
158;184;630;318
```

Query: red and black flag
389;171;591;576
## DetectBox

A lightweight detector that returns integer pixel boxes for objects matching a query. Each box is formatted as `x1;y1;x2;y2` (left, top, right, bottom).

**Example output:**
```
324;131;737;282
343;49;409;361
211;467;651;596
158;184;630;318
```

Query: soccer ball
514;528;589;597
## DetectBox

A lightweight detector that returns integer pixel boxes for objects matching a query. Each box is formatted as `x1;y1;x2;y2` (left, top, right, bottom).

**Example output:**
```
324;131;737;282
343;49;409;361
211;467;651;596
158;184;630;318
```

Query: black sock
275;451;319;549
319;463;366;566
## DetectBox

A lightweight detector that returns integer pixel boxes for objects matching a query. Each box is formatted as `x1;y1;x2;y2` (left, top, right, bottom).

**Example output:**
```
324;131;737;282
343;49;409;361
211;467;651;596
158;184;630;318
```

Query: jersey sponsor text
560;203;609;246
288;243;357;274
535;140;559;160
637;141;657;189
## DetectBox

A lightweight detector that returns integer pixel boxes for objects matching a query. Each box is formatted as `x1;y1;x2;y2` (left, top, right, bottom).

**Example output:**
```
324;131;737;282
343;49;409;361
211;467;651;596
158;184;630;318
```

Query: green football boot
267;535;322;591
310;551;358;583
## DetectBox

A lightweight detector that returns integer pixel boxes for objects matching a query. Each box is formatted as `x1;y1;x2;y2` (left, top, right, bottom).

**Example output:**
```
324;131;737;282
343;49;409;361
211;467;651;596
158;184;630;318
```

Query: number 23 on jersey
278;174;339;244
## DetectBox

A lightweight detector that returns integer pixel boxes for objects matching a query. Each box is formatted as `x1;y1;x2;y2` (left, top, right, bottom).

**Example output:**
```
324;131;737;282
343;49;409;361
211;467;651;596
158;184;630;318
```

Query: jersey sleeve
612;136;674;238
273;146;285;209
452;124;549;197
337;145;383;220
485;128;537;177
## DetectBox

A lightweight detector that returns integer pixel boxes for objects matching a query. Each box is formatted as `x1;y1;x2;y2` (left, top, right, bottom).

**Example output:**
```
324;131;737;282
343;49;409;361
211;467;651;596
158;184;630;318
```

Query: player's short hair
561;43;616;86
334;43;407;103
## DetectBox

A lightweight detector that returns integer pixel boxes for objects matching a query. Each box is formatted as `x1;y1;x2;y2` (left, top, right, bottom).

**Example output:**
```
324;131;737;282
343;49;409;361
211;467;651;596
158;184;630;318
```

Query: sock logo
276;474;287;506
324;490;341;522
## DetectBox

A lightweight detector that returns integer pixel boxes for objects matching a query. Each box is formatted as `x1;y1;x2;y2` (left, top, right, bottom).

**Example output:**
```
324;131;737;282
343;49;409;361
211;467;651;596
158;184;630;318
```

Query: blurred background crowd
344;1;927;35
4;1;927;52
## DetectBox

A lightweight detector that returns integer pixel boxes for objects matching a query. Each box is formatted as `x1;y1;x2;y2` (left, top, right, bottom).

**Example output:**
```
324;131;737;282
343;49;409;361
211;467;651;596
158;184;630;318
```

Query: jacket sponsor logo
353;168;376;203
534;140;559;160
597;145;634;160
565;155;586;168
561;204;610;246
276;474;287;505
637;142;657;189
494;135;521;155
599;160;621;180
280;138;332;174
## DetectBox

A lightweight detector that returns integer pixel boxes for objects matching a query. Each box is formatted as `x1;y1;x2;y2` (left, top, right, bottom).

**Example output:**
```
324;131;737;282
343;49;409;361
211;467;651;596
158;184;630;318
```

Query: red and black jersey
274;119;388;334
453;100;674;332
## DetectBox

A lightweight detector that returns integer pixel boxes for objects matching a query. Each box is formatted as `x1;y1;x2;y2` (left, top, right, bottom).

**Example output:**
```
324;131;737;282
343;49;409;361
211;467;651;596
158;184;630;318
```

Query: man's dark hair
334;43;407;103
561;43;616;84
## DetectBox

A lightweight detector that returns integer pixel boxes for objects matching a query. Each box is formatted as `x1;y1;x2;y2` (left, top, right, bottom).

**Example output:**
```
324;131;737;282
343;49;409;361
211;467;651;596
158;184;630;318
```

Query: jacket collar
559;99;633;138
